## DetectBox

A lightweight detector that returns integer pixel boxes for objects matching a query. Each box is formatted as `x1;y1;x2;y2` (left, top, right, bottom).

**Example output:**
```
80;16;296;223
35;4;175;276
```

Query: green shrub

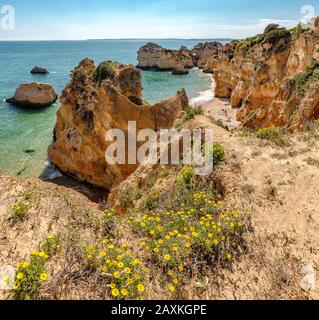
84;238;147;300
41;234;61;257
256;127;289;147
13;233;61;300
184;106;203;121
177;166;194;187
10;201;31;223
143;192;159;210
119;187;141;210
128;192;248;296
210;143;226;166
176;106;203;129
93;61;115;83
289;59;319;97
14;253;48;300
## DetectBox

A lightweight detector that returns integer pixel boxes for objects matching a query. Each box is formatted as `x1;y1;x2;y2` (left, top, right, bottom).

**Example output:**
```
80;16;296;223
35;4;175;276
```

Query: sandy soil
202;97;241;130
0;96;318;299
193;101;319;299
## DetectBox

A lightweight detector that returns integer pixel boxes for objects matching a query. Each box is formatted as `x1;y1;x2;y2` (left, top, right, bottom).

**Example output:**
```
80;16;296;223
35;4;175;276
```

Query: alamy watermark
105;122;215;176
0;4;15;30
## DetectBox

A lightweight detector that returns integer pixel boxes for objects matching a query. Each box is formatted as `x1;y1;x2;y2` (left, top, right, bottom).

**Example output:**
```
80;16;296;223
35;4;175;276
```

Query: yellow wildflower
40;273;48;281
121;288;128;296
168;285;176;292
137;284;145;292
164;254;171;261
167;270;174;276
112;288;120;297
99;251;107;258
125;268;131;275
17;273;24;280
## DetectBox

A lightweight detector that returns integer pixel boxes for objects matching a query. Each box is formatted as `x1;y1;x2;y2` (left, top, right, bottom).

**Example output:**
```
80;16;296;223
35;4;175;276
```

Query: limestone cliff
191;41;223;70
208;26;319;131
48;59;188;189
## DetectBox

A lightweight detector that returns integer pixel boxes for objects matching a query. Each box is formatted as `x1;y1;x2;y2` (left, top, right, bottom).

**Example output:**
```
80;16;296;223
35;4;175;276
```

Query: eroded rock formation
48;59;188;189
137;42;194;72
6;83;57;108
191;42;223;70
137;41;223;74
208;26;319;131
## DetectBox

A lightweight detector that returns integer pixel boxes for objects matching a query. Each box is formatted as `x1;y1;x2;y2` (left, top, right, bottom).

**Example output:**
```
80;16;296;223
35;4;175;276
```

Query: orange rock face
48;59;188;189
137;43;194;71
208;28;319;131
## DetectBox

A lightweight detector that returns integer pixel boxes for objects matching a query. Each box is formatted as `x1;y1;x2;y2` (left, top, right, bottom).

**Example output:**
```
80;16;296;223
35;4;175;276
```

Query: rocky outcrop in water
31;66;49;74
208;26;319;131
6;83;57;108
137;42;223;74
48;59;188;189
137;42;194;73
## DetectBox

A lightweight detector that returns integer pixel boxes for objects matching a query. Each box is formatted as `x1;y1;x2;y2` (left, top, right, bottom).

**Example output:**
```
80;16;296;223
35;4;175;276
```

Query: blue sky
0;0;319;40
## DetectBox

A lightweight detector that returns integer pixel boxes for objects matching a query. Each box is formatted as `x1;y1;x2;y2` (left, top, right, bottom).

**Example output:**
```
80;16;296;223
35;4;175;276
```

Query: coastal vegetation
288;59;319;98
93;61;116;83
175;106;203;129
2;20;319;302
256;127;290;147
13;235;60;300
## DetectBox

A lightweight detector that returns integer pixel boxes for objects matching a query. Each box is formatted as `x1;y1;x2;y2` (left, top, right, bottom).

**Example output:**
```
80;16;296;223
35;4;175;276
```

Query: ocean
0;39;226;178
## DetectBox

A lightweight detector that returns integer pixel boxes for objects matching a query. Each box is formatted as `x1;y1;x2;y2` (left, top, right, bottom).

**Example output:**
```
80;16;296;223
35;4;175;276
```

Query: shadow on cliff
40;171;108;204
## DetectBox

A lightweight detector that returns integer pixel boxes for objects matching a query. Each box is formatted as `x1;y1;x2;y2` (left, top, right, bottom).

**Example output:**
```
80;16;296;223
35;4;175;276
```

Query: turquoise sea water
0;39;225;177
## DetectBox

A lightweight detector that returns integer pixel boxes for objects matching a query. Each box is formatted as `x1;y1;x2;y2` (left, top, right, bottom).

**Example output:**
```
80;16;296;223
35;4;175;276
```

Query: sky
0;0;319;40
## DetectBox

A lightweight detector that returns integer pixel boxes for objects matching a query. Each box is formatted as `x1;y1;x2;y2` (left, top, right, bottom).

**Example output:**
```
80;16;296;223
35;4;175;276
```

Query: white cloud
205;18;299;38
0;13;300;40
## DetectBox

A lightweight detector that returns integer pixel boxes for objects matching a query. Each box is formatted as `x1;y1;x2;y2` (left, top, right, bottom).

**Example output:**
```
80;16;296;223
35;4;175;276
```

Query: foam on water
190;73;215;107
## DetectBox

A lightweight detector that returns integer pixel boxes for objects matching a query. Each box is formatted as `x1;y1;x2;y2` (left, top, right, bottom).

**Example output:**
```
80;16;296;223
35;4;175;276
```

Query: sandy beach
203;96;241;130
190;73;241;130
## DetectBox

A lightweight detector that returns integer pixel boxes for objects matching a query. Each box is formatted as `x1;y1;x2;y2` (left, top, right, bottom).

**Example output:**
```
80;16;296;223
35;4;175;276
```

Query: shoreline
190;70;240;130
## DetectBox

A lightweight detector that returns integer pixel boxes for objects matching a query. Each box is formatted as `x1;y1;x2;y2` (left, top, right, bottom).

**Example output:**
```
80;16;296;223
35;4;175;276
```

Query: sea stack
48;58;189;189
136;42;194;73
6;83;57;108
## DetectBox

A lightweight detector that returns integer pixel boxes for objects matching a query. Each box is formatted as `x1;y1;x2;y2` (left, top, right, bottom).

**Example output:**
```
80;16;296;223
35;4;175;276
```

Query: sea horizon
0;38;235;42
